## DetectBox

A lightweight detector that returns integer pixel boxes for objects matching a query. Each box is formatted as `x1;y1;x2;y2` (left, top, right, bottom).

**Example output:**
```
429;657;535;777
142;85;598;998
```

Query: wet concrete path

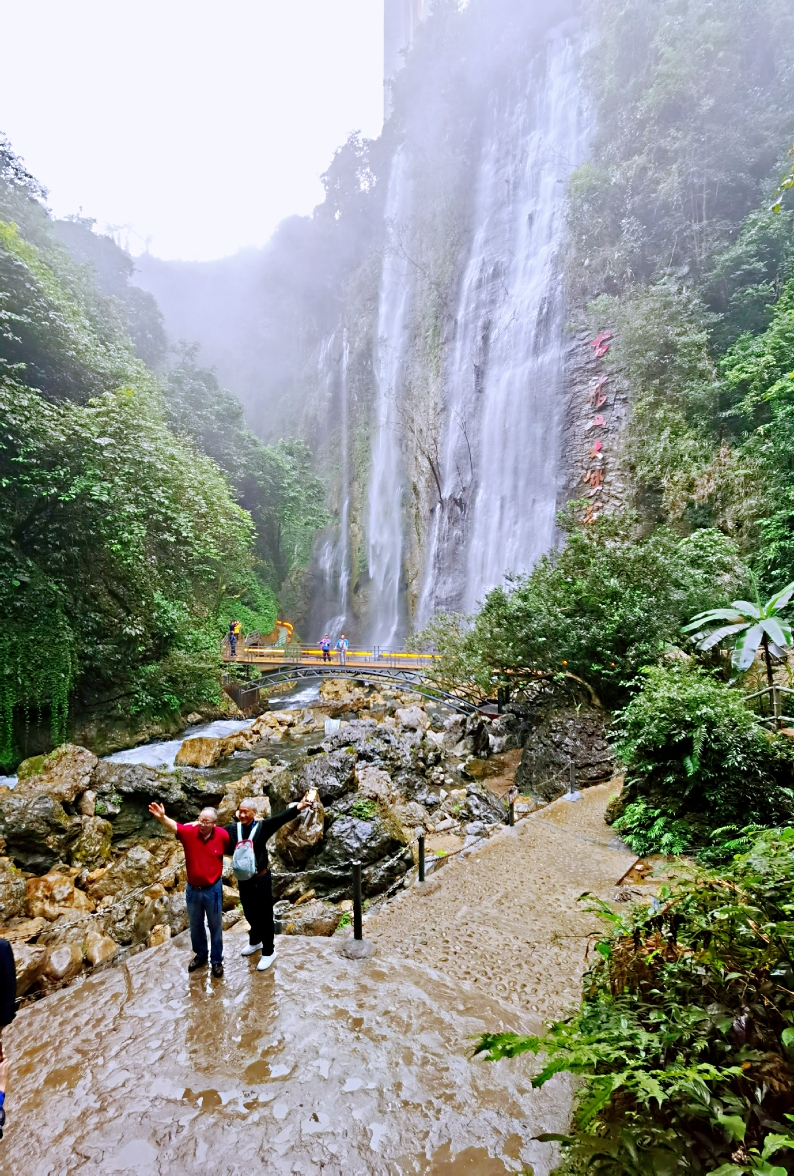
0;784;635;1174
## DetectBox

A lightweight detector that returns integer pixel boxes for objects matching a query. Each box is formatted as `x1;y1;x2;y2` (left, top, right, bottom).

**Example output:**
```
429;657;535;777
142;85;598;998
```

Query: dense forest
0;139;324;768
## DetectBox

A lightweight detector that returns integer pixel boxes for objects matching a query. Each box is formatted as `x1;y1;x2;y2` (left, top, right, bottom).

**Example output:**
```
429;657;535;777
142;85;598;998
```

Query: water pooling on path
1;932;572;1175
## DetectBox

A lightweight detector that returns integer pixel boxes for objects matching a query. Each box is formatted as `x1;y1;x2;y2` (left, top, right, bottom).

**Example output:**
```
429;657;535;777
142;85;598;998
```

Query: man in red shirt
148;802;230;977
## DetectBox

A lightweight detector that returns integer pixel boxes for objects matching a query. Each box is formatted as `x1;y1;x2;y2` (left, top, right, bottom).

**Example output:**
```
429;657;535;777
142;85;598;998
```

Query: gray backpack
232;821;259;881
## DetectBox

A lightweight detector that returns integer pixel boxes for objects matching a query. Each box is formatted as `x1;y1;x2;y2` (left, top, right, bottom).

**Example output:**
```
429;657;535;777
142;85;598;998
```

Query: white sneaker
257;951;276;971
241;942;263;957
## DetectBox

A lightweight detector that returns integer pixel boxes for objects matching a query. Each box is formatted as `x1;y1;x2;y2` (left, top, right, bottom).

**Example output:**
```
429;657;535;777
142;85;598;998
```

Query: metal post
497;686;505;714
569;761;576;797
352;861;363;941
508;799;515;827
418;833;425;882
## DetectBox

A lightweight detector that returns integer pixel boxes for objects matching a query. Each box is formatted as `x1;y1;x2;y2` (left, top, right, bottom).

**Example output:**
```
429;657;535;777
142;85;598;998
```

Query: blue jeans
185;881;223;964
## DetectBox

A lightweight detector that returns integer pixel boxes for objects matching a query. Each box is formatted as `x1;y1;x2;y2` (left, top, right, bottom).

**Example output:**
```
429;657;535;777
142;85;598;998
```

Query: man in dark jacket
225;795;310;972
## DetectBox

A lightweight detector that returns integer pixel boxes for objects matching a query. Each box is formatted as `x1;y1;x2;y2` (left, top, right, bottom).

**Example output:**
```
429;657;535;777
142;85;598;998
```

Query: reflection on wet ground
1;930;571;1174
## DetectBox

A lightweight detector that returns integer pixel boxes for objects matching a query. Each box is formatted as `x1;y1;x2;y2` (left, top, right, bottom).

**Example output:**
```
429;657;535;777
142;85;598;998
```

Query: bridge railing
221;639;440;670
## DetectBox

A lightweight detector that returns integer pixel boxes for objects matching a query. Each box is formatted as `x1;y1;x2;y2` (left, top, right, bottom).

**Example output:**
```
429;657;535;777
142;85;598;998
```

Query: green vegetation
349;798;378;821
471;4;794;1168
683;584;794;686
419;515;745;708
0;137;323;766
477;827;794;1175
610;664;794;859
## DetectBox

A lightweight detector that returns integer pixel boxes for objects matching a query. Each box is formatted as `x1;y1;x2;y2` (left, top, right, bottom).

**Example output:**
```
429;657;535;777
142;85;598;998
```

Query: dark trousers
322;650;330;662
185;880;223;964
230;635;237;656
239;872;275;954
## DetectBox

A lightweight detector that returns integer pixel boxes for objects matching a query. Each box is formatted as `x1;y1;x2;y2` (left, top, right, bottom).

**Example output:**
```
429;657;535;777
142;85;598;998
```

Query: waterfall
419;31;588;621
366;150;414;647
314;329;351;641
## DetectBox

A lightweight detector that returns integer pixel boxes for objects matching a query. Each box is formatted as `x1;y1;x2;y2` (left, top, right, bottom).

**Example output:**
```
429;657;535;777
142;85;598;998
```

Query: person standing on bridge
335;633;349;666
229;619;238;658
320;634;331;663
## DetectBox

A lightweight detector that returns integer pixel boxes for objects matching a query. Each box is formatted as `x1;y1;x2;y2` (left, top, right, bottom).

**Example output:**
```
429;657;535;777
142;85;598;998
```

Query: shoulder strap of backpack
237;822;242;840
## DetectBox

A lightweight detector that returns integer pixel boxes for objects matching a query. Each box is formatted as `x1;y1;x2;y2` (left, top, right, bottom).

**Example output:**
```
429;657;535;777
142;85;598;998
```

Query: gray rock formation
515;707;614;802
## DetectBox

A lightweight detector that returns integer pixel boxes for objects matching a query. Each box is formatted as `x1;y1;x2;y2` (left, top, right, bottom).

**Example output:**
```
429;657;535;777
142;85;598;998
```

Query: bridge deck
222;645;438;672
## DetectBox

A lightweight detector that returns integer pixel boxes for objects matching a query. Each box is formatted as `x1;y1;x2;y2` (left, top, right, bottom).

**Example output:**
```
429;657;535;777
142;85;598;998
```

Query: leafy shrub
350;798;377;821
476;826;794;1175
610;664;794;855
418;513;746;708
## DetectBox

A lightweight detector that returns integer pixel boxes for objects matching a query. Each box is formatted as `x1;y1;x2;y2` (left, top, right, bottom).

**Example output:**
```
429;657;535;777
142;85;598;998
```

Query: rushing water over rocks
1;933;572;1174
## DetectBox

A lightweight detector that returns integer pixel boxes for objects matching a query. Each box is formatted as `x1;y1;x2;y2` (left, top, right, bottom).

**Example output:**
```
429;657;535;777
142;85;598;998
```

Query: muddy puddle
1;930;571;1174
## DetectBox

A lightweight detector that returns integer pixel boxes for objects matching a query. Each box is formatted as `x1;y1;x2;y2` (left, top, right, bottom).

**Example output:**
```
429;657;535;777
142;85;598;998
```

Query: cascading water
419;30;589;620
366;150;414;647
314;329;351;641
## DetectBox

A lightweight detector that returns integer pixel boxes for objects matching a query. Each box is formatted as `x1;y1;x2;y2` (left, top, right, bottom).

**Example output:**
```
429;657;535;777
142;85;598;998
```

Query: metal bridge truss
232;663;479;715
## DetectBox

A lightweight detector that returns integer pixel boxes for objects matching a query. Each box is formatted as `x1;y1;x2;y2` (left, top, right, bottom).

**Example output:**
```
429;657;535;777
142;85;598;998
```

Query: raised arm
148;801;179;835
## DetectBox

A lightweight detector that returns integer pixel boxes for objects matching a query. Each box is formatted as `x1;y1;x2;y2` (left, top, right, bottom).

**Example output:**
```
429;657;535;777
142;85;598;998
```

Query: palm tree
682;582;794;688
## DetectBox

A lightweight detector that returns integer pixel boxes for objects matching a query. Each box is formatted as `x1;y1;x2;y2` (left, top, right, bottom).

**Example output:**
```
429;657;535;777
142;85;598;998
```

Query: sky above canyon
0;1;383;260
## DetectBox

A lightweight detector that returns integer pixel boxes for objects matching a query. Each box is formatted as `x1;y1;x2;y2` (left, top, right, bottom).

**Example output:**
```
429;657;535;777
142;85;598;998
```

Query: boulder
267;767;303;810
42;942;84;983
312;814;400;868
392;800;430;830
274;800;325;867
463;782;504;825
1;917;47;943
175;737;226;768
36;911;98;948
355;765;393;802
132;894;171;942
16;744;98;804
78;790;97;817
222;885;240;912
148;924;171;948
274;898;342;937
69;816;113;868
443;715;466;748
395;706;429;732
91;761;224;838
362;847;414;896
26;872;79;919
83;929;118;967
13;943;47;995
296;750;357;804
0;856;27;920
515;707;614;802
163;890;189;936
87;845;157;901
0;789;82;873
216;773;271;826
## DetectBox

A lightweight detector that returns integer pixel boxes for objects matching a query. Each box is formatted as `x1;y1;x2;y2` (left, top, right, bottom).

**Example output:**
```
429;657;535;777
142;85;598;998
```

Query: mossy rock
17;755;46;782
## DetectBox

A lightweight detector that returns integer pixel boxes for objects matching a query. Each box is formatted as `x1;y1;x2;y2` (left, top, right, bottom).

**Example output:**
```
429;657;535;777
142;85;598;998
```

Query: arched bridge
221;641;481;715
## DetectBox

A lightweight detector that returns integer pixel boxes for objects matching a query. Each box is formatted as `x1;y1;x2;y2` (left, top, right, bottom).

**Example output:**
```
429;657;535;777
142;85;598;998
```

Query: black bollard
497;686;505;714
418;833;425;882
352;861;363;941
569;761;576;797
508;799;515;827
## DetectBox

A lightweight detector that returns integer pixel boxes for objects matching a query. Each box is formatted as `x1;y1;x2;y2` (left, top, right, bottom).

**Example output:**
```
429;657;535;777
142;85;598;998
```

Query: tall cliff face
136;0;794;643
308;1;587;644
